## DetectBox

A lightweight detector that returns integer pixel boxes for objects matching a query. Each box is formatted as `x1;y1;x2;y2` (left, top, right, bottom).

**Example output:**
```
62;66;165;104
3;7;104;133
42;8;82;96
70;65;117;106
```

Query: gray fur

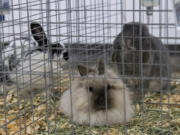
112;22;171;101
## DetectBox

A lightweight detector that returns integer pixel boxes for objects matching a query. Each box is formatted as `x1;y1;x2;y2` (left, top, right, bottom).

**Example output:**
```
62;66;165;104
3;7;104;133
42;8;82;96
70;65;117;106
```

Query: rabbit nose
94;97;106;110
63;51;69;61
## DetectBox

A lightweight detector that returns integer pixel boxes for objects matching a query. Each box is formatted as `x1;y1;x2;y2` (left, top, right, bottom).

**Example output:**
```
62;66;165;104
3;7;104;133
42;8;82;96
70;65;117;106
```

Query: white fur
60;68;134;126
8;52;62;91
1;38;64;92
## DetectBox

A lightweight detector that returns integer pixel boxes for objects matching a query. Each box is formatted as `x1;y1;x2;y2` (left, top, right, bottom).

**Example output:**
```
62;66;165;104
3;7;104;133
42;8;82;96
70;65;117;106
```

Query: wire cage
0;0;180;134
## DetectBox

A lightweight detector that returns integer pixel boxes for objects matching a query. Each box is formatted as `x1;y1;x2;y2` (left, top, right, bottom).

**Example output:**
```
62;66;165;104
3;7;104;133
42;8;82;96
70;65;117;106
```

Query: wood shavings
0;79;179;134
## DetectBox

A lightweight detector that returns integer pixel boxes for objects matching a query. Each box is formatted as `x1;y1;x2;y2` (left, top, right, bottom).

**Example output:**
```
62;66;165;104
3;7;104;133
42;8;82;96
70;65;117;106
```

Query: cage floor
0;79;180;135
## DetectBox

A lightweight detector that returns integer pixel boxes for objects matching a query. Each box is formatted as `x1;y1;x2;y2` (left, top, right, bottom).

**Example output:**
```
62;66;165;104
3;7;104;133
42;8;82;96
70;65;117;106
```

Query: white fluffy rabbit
60;59;134;126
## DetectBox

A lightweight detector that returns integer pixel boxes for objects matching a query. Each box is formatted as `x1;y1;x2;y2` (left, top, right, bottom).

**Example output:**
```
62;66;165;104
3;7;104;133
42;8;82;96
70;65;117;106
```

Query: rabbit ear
30;22;48;47
97;58;105;75
78;64;88;76
78;64;95;76
112;52;117;62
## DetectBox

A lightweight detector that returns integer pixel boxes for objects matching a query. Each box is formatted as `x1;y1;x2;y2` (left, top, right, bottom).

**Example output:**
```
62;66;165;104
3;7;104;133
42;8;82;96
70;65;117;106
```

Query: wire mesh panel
0;0;67;134
0;0;180;135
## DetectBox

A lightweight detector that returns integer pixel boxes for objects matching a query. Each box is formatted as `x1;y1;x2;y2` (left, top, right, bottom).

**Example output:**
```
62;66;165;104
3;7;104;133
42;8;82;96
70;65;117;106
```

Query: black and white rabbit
60;59;134;126
30;22;113;73
32;22;115;75
0;23;66;93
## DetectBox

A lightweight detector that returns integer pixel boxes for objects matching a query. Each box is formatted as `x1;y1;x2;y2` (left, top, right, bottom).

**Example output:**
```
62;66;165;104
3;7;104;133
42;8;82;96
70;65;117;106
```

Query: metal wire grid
0;0;179;134
0;0;64;134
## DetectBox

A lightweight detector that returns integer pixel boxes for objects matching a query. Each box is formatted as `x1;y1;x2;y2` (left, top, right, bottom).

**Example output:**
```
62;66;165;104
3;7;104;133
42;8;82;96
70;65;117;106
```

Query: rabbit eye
107;84;110;90
89;87;93;92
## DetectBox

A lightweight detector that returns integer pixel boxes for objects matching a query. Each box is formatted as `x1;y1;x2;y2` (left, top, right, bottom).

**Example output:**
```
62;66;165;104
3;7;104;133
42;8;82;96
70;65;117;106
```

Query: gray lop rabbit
60;59;134;126
112;22;171;100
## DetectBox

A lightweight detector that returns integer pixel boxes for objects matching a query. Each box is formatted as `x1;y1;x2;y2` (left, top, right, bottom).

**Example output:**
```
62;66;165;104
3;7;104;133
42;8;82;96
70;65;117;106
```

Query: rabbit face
76;61;121;112
60;59;134;125
87;80;113;111
121;22;150;50
75;60;110;111
75;77;115;111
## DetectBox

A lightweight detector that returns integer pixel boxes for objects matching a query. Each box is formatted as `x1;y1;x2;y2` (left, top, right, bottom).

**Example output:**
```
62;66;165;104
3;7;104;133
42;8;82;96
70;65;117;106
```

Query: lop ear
30;22;48;47
97;58;105;75
113;33;122;50
112;52;116;62
142;24;149;36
